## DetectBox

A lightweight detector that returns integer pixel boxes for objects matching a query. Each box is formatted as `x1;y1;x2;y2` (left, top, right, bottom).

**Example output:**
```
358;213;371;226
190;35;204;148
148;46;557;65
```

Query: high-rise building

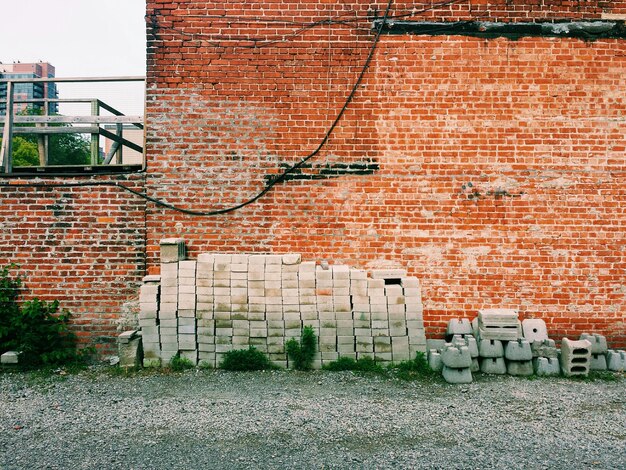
0;61;58;115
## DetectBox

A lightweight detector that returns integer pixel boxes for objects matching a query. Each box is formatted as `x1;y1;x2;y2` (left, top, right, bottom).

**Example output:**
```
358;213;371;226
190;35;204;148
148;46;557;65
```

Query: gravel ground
0;368;624;470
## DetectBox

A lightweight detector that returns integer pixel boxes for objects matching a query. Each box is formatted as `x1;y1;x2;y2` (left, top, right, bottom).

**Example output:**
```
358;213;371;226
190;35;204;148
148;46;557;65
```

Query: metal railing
0;76;145;174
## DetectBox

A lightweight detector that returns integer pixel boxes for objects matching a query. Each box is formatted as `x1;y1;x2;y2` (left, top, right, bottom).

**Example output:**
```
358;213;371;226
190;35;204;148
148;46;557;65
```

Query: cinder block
371;269;407;280
441;344;472;368
507;360;534;376
442;366;472;384
160;238;186;263
504;339;533;361
560;338;592;377
480;357;507;375
533;357;560;376
428;350;443;372
446;318;473;340
606;350;626;372
522;319;548;342
580;333;608;355
478;338;504;358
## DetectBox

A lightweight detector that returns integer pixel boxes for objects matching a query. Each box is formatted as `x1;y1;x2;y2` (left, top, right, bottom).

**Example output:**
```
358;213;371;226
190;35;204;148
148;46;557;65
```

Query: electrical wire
1;0;396;217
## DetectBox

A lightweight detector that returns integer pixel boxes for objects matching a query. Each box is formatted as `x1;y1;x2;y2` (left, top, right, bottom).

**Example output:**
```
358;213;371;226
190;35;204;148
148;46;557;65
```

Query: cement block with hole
442;366;472;384
480;357;507;375
606;350;626;372
579;333;608;355
441;344;472;369
533;357;561;377
505;339;532;361
522;319;548;342
507;360;533;376
560;338;592;377
530;339;558;358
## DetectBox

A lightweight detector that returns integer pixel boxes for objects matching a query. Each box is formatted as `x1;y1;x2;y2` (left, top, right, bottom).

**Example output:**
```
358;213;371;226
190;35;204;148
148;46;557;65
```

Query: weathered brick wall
0;174;146;354
144;1;626;347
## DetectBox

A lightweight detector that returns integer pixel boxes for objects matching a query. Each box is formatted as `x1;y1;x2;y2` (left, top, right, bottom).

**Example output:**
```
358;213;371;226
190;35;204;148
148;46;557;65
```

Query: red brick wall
0;174;146;354
145;1;626;347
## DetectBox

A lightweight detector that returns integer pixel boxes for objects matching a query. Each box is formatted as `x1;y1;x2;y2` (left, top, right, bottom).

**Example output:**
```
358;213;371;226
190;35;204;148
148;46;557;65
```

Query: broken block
530;339;558;358
560;338;592;377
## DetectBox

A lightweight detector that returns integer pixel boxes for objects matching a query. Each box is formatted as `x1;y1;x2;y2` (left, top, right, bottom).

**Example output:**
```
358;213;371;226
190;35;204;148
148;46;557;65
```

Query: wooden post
90;99;99;165
0;81;14;173
115;123;123;164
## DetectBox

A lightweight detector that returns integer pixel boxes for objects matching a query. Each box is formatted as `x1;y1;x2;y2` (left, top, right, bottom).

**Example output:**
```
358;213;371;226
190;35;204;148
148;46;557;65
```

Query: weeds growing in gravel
169;353;195;371
221;347;276;371
392;352;437;381
323;356;385;374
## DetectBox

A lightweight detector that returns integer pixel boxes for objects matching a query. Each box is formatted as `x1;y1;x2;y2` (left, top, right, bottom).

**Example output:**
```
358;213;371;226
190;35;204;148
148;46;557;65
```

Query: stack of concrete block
504;339;533;376
521;318;559;376
560;338;592;377
478;338;506;375
441;336;473;384
580;333;608;371
197;253;215;367
475;309;521;341
606;350;626;372
140;239;427;370
139;275;161;367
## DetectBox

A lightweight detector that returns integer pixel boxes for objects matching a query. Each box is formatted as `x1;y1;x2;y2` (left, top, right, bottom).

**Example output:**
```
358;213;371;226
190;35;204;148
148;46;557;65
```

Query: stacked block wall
141;253;426;368
145;1;626;347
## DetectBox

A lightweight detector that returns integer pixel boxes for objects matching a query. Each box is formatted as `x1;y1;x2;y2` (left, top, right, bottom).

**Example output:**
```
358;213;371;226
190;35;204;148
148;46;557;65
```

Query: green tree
0;108;91;167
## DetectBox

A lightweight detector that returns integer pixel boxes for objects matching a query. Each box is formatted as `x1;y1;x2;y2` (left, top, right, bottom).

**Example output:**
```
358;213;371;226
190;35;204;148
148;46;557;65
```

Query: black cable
1;0;395;217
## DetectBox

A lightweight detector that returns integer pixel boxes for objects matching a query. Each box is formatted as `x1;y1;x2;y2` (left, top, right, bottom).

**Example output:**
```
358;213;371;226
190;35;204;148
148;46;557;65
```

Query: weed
220;347;275;371
323;356;385;374
285;326;317;371
169;353;195;371
1;265;86;366
392;352;437;381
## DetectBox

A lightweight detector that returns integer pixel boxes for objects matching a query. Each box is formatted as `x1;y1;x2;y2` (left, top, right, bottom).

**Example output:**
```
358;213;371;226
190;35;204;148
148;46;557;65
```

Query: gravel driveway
0;368;624;469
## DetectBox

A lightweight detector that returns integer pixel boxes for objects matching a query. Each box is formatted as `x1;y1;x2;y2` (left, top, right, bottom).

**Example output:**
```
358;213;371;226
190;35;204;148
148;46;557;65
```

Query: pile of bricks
138;239;426;368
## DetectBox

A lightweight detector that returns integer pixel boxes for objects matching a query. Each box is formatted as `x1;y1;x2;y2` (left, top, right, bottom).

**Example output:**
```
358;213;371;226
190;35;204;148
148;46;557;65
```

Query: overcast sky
1;0;146;115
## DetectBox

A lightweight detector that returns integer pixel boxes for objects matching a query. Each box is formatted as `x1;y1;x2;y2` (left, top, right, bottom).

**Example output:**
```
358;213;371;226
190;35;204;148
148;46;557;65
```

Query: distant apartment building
0;61;58;115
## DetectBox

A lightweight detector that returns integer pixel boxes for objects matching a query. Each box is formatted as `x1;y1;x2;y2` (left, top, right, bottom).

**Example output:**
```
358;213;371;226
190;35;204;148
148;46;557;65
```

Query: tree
0;108;91;167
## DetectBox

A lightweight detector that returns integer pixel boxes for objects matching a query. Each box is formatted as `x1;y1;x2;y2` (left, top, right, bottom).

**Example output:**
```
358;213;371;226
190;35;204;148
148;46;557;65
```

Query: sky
1;0;146;115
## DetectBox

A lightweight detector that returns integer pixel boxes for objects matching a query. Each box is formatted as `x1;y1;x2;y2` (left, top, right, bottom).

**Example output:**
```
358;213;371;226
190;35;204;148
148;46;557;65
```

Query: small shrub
1;265;84;366
324;356;385;374
221;347;274;371
393;352;436;381
169;353;195;371
285;326;317;370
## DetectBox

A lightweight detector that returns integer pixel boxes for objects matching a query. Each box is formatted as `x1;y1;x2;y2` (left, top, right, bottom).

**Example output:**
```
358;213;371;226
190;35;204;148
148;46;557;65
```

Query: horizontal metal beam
0;98;94;104
13;115;143;124
0;76;145;84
